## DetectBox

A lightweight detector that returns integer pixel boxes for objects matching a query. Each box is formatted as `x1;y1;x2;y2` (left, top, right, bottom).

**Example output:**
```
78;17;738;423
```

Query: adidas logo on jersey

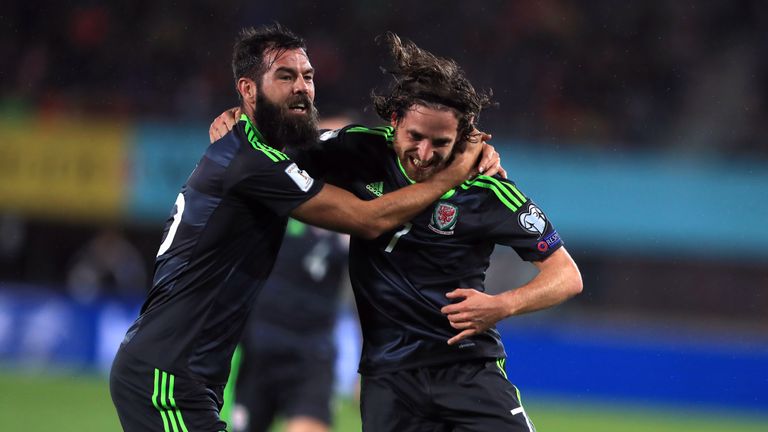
366;181;384;197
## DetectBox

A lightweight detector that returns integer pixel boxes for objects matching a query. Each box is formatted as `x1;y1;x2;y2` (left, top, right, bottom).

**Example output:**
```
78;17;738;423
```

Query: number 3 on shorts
157;193;186;257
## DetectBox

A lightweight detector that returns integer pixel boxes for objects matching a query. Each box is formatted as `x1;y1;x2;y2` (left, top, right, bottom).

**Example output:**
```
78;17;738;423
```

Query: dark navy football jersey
120;114;323;385
294;125;563;374
248;218;347;336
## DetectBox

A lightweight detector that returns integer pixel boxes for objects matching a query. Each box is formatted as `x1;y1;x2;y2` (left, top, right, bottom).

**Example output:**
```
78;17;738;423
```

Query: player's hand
209;107;240;143
478;141;507;179
467;128;506;178
440;128;485;186
441;288;509;345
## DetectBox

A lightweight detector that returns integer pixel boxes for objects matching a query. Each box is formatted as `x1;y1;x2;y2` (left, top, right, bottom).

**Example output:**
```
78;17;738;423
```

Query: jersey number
157;193;186;257
384;223;412;253
303;238;332;281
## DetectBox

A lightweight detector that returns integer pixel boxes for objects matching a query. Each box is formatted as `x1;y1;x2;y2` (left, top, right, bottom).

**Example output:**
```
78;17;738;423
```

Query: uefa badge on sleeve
428;202;458;235
518;204;547;237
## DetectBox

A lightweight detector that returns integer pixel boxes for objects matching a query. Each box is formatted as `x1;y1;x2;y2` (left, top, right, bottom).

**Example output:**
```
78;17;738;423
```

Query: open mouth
287;101;309;114
410;157;433;169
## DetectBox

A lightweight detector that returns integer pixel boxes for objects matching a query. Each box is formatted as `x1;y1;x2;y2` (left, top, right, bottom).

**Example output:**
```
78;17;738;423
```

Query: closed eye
409;131;424;141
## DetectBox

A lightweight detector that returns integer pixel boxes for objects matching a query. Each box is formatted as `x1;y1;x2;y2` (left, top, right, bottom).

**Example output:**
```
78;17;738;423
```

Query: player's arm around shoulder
290;133;485;240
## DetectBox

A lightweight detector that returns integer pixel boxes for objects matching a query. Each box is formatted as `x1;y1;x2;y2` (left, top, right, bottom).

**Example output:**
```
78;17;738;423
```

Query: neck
242;102;255;120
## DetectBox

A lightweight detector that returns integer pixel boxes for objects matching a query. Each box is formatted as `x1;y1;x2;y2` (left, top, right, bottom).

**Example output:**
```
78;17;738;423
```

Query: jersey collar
239;113;269;146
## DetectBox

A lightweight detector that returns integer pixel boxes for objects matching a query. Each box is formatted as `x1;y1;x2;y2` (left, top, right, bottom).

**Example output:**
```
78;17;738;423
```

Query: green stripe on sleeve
478;176;525;207
461;180;519;212
461;176;529;212
507;183;527;203
346;126;394;142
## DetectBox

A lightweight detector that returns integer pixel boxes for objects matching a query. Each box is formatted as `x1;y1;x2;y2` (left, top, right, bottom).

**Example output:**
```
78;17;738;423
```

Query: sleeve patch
517;203;547;236
285;163;315;192
536;230;562;252
319;129;340;141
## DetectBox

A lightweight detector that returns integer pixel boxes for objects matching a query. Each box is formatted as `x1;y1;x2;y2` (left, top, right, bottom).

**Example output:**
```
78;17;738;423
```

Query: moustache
285;94;314;110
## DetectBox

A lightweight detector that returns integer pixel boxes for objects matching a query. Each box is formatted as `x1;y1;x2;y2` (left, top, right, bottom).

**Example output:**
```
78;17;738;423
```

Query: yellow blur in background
0;116;127;222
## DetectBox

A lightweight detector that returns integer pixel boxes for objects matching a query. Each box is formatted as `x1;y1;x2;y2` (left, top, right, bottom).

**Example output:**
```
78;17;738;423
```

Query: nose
416;141;433;161
293;76;310;94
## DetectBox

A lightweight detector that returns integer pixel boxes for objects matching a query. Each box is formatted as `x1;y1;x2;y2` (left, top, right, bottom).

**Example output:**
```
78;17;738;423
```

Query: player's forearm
499;248;582;317
360;175;457;238
499;277;579;317
361;135;481;234
294;144;476;238
292;178;454;239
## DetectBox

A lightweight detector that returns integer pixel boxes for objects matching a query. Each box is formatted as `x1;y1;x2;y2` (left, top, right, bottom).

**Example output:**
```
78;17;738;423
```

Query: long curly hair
372;32;494;149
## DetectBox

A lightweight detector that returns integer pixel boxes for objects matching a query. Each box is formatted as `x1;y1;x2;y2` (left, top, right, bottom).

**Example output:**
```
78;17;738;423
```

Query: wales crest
429;202;459;235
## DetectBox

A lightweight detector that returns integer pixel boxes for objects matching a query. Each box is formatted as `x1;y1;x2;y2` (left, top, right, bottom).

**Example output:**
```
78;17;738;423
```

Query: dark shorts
110;347;227;432
360;358;535;432
230;347;335;432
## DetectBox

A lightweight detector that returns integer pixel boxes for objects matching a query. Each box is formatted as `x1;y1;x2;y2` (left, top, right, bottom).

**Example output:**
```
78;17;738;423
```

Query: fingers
478;144;499;175
447;329;475;346
442;289;471;314
465;126;488;150
467;129;482;144
482;160;499;176
210;123;226;143
211;124;223;142
210;107;240;143
447;313;477;328
209;122;216;143
498;165;507;179
445;288;471;299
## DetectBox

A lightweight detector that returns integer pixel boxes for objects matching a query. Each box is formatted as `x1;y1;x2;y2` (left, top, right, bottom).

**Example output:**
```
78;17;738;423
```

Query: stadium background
1;1;767;430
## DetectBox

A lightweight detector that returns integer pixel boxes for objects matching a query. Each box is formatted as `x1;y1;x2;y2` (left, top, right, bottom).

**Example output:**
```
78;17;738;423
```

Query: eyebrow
274;66;315;75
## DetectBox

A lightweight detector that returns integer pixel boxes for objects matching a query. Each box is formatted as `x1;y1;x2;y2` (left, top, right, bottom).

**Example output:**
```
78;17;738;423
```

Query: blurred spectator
0;214;26;278
229;219;349;432
66;229;147;301
2;0;766;155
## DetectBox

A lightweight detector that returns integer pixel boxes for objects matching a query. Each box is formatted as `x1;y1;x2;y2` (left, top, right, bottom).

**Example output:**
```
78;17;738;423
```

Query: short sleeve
486;184;564;261
233;154;324;217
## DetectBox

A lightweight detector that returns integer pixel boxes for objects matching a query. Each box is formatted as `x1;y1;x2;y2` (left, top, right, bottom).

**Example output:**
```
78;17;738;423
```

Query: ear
390;112;398;128
237;77;257;106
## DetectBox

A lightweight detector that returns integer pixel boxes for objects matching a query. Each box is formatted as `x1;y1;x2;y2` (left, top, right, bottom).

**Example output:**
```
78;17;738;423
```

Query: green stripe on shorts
152;369;189;432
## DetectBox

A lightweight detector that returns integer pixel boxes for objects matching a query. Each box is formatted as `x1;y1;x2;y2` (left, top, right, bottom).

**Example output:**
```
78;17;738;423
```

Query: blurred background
1;1;767;431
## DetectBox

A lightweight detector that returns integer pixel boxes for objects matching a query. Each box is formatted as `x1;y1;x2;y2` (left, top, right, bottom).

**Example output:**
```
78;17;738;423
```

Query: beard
254;91;319;150
394;134;448;183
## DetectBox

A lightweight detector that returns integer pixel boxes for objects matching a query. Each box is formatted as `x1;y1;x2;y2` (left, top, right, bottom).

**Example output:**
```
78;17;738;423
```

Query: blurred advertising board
0;117;127;222
0;284;139;371
0;284;765;412
500;142;768;261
